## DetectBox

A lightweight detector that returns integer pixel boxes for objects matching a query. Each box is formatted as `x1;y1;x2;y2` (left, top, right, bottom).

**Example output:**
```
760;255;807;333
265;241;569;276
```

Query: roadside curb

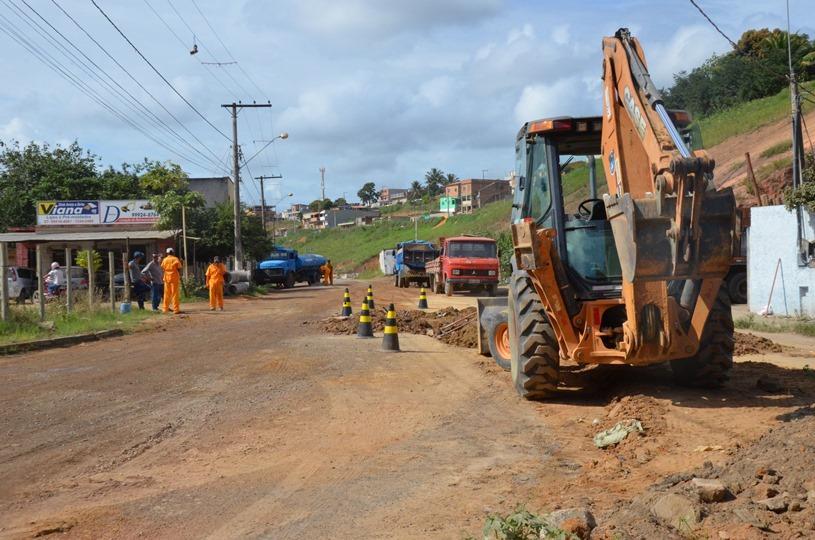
0;329;125;356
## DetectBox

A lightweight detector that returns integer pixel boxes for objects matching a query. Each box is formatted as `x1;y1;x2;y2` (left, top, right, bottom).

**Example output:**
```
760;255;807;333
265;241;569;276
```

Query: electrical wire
13;0;228;174
50;0;227;172
90;0;231;142
189;0;267;98
0;11;216;173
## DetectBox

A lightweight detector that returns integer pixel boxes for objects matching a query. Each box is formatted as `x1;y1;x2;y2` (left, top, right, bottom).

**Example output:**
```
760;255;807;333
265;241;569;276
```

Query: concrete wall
748;205;815;316
189;177;231;208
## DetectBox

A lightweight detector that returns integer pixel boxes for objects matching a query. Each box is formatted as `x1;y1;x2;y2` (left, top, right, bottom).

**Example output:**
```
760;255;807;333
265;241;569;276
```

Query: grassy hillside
285;199;511;274
697;81;815;148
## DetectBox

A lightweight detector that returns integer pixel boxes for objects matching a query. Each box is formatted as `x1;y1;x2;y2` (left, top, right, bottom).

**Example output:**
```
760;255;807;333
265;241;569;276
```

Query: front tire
671;285;734;387
726;271;747;304
508;271;559;399
444;279;453;296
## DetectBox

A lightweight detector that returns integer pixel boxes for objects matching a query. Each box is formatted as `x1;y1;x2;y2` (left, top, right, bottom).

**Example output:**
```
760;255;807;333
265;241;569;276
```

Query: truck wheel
488;283;498;297
285;274;295;289
394;274;399;288
444;280;453;296
727;271;747;304
508;271;559;399
671;285;734;387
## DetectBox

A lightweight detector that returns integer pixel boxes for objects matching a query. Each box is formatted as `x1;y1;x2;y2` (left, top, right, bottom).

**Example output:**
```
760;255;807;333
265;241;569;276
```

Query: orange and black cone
341;288;352;316
357;300;374;338
417;287;429;309
381;303;400;352
366;284;375;310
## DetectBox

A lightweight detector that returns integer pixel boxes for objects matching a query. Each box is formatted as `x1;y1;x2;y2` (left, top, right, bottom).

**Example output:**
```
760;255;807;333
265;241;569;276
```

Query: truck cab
394;240;438;288
427;236;499;296
256;247;326;288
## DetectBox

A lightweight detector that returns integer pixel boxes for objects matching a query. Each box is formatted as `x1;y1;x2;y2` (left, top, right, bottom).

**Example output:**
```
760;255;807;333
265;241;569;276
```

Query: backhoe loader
480;28;736;399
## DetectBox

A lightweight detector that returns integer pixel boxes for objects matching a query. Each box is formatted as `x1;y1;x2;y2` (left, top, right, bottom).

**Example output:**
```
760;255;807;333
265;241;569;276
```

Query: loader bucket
603;187;735;283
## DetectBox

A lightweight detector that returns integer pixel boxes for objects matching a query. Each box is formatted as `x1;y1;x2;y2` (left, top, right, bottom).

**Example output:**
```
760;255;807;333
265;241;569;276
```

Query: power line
13;0;227;174
189;0;267;98
0;11;216;173
687;0;739;50
51;0;227;171
90;0;231;142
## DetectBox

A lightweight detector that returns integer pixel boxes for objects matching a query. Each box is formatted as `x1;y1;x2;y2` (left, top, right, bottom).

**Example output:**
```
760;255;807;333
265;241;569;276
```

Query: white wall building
748;205;815;316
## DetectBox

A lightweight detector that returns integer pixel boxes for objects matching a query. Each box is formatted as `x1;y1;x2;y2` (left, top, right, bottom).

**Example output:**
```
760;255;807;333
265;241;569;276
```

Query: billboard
100;200;159;225
37;200;99;225
37;200;158;226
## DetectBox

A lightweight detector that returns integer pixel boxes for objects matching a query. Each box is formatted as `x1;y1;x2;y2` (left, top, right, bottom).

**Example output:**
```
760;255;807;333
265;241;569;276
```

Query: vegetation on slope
285;199;511;274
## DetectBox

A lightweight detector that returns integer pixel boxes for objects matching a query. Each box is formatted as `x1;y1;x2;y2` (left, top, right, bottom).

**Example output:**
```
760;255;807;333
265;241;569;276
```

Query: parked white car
6;266;37;303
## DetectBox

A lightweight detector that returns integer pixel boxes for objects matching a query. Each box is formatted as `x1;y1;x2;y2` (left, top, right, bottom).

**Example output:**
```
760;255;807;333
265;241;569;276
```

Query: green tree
151;190;205;231
409;180;424;200
139;161;190;195
320;198;335;211
334;197;347;207
200;202;271;261
424;168;445;196
357;182;378;206
75;250;103;272
308;199;322;212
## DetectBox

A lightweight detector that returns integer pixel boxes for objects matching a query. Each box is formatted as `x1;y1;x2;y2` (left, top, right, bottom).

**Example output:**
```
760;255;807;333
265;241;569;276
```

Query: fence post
86;249;94;312
0;242;8;322
65;247;72;314
122;253;131;303
36;245;45;321
109;251;115;312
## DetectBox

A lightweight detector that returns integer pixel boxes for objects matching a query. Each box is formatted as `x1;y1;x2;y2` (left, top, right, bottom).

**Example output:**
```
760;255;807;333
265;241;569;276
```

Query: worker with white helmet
160;247;183;314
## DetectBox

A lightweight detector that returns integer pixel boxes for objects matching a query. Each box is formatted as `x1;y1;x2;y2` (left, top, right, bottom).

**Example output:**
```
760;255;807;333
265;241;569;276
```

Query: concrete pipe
227;270;252;284
227;282;250;295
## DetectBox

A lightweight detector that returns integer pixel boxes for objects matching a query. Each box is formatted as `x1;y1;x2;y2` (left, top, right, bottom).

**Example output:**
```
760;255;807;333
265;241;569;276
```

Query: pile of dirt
597;409;815;539
314;306;479;349
734;332;784;356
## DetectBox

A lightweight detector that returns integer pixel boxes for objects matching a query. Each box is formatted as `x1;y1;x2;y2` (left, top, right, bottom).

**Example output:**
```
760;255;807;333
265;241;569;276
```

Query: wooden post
108;251;115;312
64;247;72;314
86;248;95;312
744;152;765;205
122;253;131;303
36;245;45;321
182;205;189;282
0;242;9;322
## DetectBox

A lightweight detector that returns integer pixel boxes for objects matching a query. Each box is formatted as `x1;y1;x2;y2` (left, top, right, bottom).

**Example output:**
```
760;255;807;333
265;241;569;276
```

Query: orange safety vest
206;263;227;287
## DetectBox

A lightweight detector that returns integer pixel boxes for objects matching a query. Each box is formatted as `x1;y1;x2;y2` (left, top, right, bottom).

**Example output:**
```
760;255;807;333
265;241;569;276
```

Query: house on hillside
445;178;511;214
379;187;409;206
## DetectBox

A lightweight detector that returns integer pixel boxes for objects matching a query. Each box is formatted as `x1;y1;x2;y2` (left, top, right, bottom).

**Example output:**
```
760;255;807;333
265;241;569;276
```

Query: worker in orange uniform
321;259;334;286
205;256;228;311
160;247;183;314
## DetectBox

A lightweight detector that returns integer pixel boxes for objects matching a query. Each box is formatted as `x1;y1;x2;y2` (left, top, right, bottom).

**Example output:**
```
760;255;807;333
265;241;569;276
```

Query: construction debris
593;419;643;448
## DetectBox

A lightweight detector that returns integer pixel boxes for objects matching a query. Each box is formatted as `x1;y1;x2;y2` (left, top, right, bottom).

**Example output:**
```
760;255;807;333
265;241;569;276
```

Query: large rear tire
726;270;747;304
444;279;453;296
508;271;559;399
671;285;734;387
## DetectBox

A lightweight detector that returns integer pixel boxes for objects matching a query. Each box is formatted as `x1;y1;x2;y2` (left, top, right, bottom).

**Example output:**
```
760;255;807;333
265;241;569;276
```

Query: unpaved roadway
1;278;814;539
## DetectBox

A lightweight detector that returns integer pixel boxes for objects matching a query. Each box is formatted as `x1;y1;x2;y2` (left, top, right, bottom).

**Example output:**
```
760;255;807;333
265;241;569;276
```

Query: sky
1;0;813;207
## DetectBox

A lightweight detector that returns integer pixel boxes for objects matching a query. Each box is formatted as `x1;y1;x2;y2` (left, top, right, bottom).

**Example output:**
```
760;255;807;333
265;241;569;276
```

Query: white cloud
514;78;595;124
0;118;29;143
507;23;534;44
647;25;727;86
552;25;570;46
416;76;454;107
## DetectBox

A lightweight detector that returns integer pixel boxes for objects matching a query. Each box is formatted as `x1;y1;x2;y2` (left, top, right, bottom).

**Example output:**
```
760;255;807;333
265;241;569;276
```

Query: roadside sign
100;200;159;225
37;200;99;225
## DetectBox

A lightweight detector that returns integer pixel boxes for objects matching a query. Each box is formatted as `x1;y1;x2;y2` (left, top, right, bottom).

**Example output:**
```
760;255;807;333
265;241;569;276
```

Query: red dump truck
426;235;500;296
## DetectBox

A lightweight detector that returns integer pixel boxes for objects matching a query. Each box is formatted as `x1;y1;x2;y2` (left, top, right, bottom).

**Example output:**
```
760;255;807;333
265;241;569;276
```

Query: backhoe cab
506;29;736;399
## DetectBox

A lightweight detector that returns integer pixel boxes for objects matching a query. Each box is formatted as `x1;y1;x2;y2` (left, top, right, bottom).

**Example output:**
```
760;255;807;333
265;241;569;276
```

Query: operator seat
585;199;607;221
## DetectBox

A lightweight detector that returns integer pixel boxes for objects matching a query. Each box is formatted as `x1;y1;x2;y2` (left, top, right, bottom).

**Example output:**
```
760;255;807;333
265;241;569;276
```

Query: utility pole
221;101;272;270
255;174;283;232
320;166;326;201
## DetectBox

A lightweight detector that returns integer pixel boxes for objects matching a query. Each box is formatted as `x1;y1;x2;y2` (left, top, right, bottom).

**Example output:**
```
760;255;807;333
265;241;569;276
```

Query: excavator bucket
604;184;736;283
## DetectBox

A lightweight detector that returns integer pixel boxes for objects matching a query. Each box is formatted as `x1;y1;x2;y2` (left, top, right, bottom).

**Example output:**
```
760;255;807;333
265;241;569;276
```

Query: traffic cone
341;288;352;316
366;284;375;310
381;303;400;352
357;300;374;338
417;287;429;309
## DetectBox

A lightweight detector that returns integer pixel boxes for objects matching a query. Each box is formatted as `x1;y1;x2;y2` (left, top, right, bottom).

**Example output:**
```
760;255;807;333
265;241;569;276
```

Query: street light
272;192;294;246
245;132;289;167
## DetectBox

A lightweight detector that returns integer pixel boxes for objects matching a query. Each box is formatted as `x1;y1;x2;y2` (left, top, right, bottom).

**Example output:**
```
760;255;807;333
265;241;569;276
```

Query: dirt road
1;278;813;539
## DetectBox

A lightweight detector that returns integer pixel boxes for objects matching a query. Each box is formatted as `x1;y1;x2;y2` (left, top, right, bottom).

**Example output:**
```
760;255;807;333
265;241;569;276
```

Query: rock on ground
651;493;701;531
543;507;596;539
692;477;729;503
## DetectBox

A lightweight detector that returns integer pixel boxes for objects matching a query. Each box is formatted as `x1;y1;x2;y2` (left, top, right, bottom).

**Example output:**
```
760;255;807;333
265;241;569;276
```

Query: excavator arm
600;28;735;355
